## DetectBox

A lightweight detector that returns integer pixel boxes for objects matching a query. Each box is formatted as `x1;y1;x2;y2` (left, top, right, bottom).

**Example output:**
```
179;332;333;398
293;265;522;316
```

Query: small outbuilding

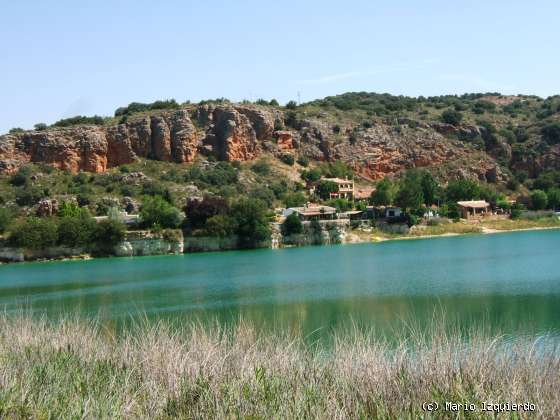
457;200;490;219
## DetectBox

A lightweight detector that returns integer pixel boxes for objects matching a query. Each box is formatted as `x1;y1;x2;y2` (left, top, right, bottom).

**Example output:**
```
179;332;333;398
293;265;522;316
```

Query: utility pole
297;91;301;105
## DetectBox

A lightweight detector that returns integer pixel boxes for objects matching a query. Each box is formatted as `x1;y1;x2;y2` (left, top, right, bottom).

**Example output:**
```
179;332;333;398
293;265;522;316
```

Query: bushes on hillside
114;99;180;116
280;153;295;166
0;208;13;234
184;196;229;230
140;196;183;229
58;215;97;248
441;109;463;126
9;217;59;249
52;115;105;127
541;123;560;145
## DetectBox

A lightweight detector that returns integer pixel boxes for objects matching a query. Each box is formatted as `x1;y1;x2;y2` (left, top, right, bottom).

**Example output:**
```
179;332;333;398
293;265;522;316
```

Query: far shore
367;224;560;244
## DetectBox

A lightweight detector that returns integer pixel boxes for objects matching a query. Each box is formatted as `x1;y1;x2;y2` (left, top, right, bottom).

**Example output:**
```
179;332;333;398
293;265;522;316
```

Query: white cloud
296;59;441;85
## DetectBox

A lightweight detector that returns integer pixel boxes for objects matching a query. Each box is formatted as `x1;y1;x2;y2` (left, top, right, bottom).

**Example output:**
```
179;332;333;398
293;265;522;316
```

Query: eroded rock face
203;107;259;161
297;122;502;182
0;104;512;183
0;110;200;173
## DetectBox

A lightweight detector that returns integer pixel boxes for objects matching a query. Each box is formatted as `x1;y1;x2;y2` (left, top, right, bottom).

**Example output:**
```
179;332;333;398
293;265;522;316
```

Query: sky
1;0;559;133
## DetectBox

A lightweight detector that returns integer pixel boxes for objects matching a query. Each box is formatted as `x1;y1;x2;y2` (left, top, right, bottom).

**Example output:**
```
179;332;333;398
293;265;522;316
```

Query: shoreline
367;224;560;244
2;224;560;265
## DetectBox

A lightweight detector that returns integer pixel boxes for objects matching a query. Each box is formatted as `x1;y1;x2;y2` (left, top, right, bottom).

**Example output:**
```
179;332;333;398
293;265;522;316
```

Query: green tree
203;215;237;237
140;196;183;229
0;208;13;234
58;215;97;248
445;179;481;202
395;172;424;210
316;180;338;200
301;168;322;183
15;185;46;206
282;213;303;235
58;201;88;218
9;217;58;249
541;123;560;145
420;171;439;205
93;219;125;250
231;198;271;248
285;100;297;110
441;109;463;126
530;189;548;210
283;192;307;208
547;188;560;210
370;178;394;206
184;196;229;230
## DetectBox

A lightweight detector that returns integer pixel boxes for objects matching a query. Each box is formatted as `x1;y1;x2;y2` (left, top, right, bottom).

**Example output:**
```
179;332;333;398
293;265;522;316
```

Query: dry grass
481;217;560;231
0;315;558;419
409;222;482;237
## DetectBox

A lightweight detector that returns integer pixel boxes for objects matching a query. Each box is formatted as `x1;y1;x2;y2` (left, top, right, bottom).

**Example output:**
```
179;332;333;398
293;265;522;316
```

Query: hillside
1;92;560;255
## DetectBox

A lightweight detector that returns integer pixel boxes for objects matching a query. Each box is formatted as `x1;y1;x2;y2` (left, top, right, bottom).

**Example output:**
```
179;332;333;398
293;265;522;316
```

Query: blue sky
1;0;558;133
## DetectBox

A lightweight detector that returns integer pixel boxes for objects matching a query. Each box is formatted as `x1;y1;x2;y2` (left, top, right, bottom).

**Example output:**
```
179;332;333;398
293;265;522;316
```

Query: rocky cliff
0;103;515;182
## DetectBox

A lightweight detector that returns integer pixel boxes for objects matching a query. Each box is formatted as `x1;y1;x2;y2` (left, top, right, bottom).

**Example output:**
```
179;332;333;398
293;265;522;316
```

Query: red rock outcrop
0;104;509;183
275;131;294;151
0;109;200;173
201;106;260;161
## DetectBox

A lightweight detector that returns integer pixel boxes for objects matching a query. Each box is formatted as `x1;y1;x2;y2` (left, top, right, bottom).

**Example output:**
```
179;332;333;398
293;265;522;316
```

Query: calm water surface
1;230;559;339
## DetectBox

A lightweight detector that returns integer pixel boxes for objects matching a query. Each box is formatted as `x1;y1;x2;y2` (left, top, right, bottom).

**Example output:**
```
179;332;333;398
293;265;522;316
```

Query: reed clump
0;315;557;419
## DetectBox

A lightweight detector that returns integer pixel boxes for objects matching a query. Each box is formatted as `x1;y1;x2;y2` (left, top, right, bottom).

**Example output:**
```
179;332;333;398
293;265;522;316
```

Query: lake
1;229;559;341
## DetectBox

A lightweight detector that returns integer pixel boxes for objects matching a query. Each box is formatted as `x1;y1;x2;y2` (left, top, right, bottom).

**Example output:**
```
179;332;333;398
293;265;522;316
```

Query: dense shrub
541;123;560;145
326;198;353;212
114;99;180;116
530;189;548;210
230;198;271;248
203;215;237;237
285;100;297;110
316;181;338;200
445;179;481;202
282;213;303;235
280;153;295;166
441;109;463;126
251;160;271;176
546;188;560;210
0;208;13;234
141;181;173;203
249;186;276;207
283;192;307;208
395;172;424;210
140;196;183;229
58;215;97;248
9;217;58;249
15;185;46;206
297;156;309;167
370;178;394;206
93;219;125;249
34;123;47;131
52;115;105;127
10;166;32;187
184;196;229;230
301;168;322;183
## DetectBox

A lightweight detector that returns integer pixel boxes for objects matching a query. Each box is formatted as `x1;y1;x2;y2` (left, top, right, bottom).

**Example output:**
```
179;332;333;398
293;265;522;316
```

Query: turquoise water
1;230;559;339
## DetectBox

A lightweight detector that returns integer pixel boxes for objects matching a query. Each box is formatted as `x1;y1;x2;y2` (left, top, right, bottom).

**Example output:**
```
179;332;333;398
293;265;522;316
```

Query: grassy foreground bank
0;317;558;419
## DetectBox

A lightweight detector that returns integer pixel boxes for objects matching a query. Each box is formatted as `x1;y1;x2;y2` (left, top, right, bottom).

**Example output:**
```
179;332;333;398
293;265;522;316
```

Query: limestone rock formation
0;110;200;173
0;103;513;183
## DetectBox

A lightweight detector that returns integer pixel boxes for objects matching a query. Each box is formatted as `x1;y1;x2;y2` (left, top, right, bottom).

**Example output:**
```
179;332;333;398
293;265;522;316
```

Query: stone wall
276;220;349;248
114;230;184;257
